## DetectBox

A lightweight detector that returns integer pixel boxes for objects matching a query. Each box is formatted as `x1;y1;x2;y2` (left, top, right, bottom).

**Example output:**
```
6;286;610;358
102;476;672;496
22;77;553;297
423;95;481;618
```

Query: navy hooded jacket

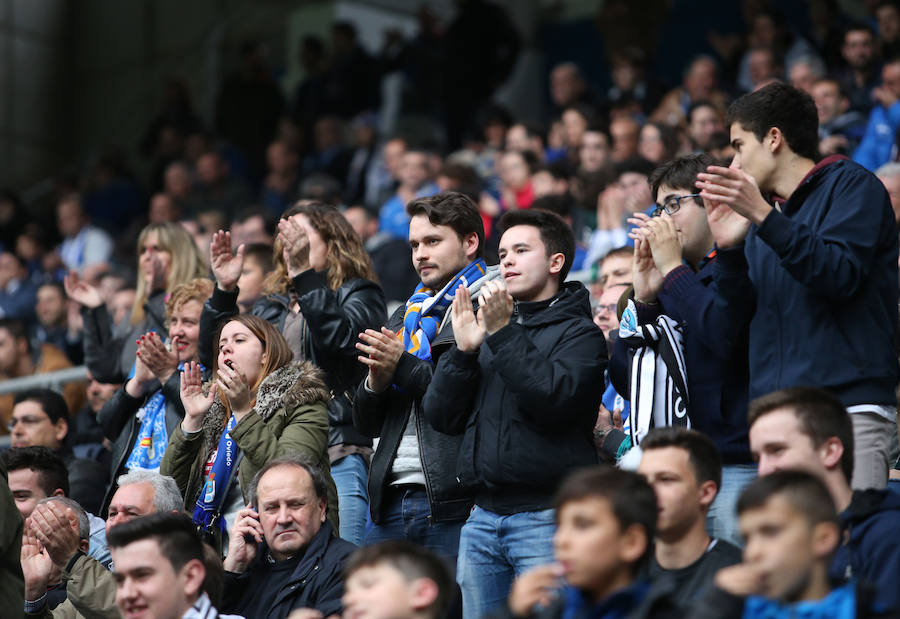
713;156;899;407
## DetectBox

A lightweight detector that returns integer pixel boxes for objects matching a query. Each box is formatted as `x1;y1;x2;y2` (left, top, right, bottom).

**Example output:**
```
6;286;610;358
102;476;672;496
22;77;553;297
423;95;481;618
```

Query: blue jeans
332;454;369;546
457;505;556;619
365;486;463;574
706;464;757;547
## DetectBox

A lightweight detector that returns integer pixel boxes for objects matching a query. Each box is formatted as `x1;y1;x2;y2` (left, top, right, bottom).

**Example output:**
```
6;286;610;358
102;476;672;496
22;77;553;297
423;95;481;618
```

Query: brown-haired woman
199;200;386;545
162;314;337;551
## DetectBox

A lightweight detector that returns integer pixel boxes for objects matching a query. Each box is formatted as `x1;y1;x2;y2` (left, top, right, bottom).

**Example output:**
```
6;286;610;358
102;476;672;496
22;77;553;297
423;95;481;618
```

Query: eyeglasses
653;193;702;217
594;303;617;316
7;416;47;431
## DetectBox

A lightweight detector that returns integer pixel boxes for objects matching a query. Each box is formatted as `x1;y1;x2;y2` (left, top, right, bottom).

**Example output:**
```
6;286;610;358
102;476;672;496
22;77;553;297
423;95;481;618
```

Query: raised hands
450;284;486;353
21;526;54;601
697;165;771;230
180;360;215;432
278;217;311;278
629;214;684;276
356;327;404;393
63;271;103;309
137;331;178;384
479;280;514;335
223;505;263;573
210;230;245;291
627;214;664;303
29;501;81;568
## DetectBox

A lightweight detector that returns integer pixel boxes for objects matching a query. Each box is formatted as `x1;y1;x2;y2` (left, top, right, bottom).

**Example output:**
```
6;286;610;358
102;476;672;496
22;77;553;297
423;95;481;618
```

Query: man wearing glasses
608;152;753;547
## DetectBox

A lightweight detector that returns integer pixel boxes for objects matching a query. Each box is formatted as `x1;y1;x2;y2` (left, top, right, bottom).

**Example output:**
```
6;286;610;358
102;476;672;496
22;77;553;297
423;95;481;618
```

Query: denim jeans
706;463;757;547
365;486;463;575
332;454;370;546
457;505;556;619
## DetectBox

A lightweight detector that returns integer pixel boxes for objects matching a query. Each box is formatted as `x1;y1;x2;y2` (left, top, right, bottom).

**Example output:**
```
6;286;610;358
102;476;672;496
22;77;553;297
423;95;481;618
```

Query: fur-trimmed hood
201;360;330;454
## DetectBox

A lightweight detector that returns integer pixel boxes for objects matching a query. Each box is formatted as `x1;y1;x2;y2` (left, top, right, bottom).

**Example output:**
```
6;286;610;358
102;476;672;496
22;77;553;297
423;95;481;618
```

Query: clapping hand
356;327;404;393
137;331;178;384
63;271;103;309
278;217;311;277
210;230;245;292
180;361;215;432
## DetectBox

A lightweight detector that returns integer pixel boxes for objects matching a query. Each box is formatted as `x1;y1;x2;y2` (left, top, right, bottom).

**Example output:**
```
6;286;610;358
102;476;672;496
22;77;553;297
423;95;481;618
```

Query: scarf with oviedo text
401;259;487;363
192;413;239;535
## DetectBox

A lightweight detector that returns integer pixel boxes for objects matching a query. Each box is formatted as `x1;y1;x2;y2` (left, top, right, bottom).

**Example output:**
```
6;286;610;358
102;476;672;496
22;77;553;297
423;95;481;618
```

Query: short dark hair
234;206;278;237
641;427;723;491
554;467;657;572
649;153;715;203
107;512;204;572
726;82;819;161
737;470;838;527
0;446;69;496
345;541;453;618
242;242;275;274
498;209;576;282
14;388;68;424
248;453;329;509
503;149;540;175
748;387;854;483
843;22;875;42
0;317;28;350
532;194;576;220
615;157;656;181
687;99;719;123
406;192;485;259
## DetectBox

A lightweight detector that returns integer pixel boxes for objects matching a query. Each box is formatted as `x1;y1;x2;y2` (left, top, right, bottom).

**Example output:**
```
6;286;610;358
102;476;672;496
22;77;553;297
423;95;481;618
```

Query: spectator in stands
344;112;380;207
21;496;92;612
876;161;900;224
23;469;184;618
638;429;742;609
0;456;24;614
698;83;898;490
68;369;116;452
260;139;301;215
549;63;599;117
201;202;385;546
593;283;627;341
652;55;729;127
813;78;867;156
688;101;726;153
560;104;595;157
878;0;900;60
97;278;212;511
30;282;82;365
53;194;113;281
221;455;356;619
0;319;83;432
744;47;783;92
163;160;200;216
506;123;547;162
230;206;276;247
531;194;588;271
379;149;439;240
500;468;678;619
834;24;880;114
343;541;455;619
854;56;900;170
148;192;182;224
692;471;884;619
0;250;37;322
747;387;900;612
606;46;664;117
424;209;606;617
343;205;418;305
638;122;680;164
787;54;826;94
68;221;206;384
9;389;107;515
610;116;641;163
354;192;499;571
498;150;537;211
621;154;753;545
590;246;633;299
531;162;572;199
235;242;274;314
107;512;233;619
365;136;406;211
194;149;253;219
577;125;612;174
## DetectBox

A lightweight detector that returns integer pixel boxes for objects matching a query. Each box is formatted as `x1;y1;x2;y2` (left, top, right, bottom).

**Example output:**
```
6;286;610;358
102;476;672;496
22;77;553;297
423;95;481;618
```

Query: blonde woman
66;222;206;383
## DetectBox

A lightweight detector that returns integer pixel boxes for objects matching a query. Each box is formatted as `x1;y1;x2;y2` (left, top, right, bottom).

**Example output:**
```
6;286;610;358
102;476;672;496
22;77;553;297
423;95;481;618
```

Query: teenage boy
692;471;889;619
499;467;679;619
615;153;753;545
424;209;607;617
342;541;455;619
354;192;501;567
638;428;742;609
108;511;241;619
696;82;899;490
747;387;900;612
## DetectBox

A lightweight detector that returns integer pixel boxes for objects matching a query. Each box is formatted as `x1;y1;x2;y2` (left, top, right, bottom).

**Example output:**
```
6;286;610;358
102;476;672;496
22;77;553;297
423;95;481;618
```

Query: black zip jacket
352;304;475;524
199;270;387;449
424;282;607;514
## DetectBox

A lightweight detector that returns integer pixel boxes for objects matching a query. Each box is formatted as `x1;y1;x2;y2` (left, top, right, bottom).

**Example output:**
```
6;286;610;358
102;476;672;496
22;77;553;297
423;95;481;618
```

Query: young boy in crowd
342;541;455;619
236;242;274;314
692;470;891;618
498;467;679;619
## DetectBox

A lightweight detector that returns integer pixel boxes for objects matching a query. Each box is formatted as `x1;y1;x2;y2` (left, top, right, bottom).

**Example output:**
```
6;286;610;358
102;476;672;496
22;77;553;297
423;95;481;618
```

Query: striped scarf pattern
402;259;487;362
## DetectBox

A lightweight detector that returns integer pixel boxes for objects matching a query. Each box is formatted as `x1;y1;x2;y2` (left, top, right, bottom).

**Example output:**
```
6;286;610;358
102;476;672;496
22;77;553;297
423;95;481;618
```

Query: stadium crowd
3;1;900;617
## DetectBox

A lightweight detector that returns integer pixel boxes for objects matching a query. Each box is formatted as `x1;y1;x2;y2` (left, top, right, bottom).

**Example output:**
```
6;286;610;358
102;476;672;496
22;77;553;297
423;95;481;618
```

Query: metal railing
0;366;88;397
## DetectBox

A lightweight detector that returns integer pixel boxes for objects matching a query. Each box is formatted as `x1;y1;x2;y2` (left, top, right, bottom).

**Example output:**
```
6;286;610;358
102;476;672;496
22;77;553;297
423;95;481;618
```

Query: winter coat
198;271;386;452
424;282;607;514
25;554;117;619
160;360;338;545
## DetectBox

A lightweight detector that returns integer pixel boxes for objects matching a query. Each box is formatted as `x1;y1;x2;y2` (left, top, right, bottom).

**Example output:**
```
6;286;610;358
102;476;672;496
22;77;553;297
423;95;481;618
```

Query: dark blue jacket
714;156;899;406
830;489;900;611
609;256;752;464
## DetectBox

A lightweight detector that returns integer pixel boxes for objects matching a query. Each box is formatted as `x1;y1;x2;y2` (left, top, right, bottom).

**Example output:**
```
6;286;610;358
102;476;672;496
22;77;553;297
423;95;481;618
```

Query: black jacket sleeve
81;304;124;383
423;346;482;436
352;351;437;437
198;286;240;369
96;386;145;442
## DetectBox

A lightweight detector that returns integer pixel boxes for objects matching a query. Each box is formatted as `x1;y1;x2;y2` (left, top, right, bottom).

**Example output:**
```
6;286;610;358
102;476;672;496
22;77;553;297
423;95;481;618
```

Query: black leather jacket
352;305;474;524
96;373;186;516
199;269;386;449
